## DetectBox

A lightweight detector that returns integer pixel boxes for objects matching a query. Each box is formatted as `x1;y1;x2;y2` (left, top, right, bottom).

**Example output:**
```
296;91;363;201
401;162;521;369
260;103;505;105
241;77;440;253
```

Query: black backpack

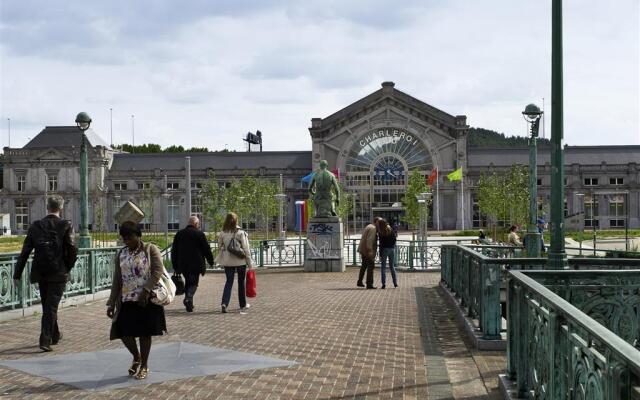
33;219;66;269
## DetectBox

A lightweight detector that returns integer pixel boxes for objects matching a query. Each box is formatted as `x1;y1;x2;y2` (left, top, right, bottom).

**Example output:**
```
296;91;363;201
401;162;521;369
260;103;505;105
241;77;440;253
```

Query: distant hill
468;127;551;148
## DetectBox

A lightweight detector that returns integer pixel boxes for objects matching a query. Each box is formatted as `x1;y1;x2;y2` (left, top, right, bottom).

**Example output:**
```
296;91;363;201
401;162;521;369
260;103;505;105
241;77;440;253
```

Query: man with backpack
13;196;78;352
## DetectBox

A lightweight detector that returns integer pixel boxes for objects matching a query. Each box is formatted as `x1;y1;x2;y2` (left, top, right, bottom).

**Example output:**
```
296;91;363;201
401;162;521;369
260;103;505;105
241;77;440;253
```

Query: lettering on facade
358;129;417;148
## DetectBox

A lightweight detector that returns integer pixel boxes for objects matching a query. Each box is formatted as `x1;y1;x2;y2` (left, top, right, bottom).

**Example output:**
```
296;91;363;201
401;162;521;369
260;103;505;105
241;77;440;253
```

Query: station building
2;82;639;234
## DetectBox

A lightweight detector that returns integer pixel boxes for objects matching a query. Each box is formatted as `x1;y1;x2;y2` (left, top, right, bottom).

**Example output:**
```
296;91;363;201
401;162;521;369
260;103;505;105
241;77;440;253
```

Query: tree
401;169;430;230
477;164;530;237
202;173;225;236
335;181;353;230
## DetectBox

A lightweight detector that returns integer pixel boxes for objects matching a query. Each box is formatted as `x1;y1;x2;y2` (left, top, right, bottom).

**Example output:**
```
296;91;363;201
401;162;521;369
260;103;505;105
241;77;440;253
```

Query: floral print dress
119;246;151;303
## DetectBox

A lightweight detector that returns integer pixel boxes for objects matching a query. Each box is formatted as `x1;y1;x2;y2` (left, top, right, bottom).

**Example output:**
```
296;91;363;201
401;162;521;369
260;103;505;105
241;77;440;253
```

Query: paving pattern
0;268;506;399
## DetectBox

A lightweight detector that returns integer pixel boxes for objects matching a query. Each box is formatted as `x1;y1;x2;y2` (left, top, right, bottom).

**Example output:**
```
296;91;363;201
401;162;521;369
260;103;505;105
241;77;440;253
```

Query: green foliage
335;181;352;221
114;144;210;153
202;173;225;235
468;127;551;148
401;169;430;229
477;164;530;231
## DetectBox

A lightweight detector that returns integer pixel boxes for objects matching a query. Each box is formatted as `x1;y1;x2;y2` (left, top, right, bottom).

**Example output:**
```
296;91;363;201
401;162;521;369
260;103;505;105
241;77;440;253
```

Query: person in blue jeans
216;212;254;314
377;218;398;289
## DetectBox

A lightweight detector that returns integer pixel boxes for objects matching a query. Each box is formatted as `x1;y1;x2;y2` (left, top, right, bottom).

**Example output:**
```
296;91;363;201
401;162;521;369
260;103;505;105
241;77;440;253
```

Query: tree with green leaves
401;169;430;230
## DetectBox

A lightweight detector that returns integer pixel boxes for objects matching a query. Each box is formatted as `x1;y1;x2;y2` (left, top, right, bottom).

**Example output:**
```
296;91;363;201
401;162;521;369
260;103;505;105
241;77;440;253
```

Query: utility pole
185;156;192;227
131;114;135;152
110;108;113;147
7;118;10;148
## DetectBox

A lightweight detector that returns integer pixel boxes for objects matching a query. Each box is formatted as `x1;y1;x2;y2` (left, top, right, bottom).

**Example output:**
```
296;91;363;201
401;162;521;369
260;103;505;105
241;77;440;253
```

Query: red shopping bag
246;269;257;298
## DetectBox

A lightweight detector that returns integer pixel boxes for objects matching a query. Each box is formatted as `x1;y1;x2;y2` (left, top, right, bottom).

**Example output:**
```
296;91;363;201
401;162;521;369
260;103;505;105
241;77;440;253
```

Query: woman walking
106;221;166;380
217;212;254;314
377;218;398;289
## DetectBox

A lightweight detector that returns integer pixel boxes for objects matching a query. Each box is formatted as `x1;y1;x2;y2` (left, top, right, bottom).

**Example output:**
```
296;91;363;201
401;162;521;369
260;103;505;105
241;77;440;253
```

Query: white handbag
151;266;176;306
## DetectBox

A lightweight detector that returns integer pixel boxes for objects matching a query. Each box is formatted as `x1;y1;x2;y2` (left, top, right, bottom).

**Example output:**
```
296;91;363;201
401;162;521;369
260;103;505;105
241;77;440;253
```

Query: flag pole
461;166;465;230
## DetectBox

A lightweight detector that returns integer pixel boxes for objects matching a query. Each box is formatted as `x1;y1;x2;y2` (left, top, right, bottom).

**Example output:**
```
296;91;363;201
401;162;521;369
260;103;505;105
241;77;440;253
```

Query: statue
308;160;341;218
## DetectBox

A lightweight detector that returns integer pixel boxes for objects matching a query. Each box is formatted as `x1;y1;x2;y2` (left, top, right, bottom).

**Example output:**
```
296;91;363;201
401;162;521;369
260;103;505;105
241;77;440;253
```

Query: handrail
510;269;640;376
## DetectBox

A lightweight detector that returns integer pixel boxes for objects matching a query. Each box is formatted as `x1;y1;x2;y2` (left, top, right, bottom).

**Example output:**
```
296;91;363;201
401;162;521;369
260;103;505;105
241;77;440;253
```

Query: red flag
427;169;438;186
331;168;340;181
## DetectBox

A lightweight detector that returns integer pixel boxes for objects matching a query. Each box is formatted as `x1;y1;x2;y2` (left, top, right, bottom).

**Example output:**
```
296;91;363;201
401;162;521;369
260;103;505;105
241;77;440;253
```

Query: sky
1;0;639;152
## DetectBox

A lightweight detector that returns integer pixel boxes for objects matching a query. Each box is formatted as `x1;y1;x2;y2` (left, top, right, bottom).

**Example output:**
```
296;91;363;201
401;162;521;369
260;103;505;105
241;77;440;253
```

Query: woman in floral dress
106;221;166;380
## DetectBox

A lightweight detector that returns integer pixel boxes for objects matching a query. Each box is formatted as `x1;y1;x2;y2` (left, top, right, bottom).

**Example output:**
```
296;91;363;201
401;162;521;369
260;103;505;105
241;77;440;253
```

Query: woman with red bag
216;212;254;314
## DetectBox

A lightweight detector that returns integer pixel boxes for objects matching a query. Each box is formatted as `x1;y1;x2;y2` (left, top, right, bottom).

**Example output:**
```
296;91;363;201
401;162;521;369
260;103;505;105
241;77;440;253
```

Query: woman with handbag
106;221;167;380
216;212;253;314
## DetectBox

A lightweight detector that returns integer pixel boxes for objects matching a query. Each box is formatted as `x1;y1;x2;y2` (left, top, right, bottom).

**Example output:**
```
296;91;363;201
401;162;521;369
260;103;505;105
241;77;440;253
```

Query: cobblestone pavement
0;269;506;399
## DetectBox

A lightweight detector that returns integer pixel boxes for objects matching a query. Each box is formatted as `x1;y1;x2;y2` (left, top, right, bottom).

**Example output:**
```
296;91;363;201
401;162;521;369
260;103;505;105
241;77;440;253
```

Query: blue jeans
380;247;397;286
221;266;247;308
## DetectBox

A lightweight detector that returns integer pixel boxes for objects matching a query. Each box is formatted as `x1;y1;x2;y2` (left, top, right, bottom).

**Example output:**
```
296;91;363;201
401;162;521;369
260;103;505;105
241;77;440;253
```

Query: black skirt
113;301;167;339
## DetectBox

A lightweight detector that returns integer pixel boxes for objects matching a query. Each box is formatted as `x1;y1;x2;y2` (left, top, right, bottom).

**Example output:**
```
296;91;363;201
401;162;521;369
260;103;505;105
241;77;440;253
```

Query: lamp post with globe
75;112;92;248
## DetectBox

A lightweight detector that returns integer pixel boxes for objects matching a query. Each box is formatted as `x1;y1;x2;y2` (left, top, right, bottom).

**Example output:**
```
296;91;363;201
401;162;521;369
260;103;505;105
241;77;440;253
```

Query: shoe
244;304;250;309
381;284;386;289
135;367;148;380
366;286;377;289
39;344;53;352
52;333;62;345
184;298;194;312
221;304;228;313
240;307;248;314
393;283;398;288
356;282;365;288
128;359;141;376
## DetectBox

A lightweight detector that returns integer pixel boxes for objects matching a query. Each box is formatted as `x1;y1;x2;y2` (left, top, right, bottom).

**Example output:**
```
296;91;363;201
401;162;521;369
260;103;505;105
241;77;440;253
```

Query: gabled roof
110;151;312;172
24;126;110;149
315;82;461;128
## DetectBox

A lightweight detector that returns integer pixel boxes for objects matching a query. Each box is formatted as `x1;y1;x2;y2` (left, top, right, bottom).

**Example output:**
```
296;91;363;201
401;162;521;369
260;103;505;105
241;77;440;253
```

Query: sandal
135;367;149;380
128;359;141;376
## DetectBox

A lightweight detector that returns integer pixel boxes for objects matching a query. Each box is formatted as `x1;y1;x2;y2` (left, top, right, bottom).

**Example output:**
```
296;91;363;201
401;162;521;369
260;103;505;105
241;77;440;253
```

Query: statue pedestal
304;216;345;272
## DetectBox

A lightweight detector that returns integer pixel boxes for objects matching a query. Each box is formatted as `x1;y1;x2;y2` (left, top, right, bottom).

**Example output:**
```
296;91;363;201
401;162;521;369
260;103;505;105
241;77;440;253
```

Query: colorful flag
427;169;438;186
331;168;340;181
295;200;307;231
301;172;315;184
447;167;462;182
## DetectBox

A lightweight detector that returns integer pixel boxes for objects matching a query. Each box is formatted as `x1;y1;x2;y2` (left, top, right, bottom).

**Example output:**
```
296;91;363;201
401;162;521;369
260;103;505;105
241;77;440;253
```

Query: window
15;201;29;232
584;196;599;228
191;181;203;189
167;198;180;230
609;195;625;227
139;200;153;230
47;175;58;192
564;178;568;186
584;178;598;186
471;194;487;228
167;182;179;190
17;175;26;192
609;178;623;186
137;182;151;190
564;197;568;218
537;178;542;186
191;197;204;229
114;182;128;191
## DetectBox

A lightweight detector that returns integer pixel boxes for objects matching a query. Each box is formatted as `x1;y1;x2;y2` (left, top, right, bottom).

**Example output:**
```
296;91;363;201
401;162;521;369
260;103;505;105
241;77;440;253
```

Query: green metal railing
506;270;640;398
0;247;120;311
440;244;640;341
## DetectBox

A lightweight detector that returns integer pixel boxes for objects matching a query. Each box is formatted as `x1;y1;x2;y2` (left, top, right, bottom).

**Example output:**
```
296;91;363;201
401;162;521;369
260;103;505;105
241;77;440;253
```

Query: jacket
215;228;254;268
358;223;378;259
170;225;214;274
106;241;164;340
379;230;397;249
14;214;78;283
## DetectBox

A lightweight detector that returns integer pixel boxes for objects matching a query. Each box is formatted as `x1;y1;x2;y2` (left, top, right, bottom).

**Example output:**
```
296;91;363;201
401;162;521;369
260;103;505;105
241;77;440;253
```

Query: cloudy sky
1;0;638;151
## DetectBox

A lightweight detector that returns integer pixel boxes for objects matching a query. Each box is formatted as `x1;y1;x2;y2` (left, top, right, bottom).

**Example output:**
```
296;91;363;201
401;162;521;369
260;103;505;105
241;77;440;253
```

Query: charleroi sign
359;128;418;148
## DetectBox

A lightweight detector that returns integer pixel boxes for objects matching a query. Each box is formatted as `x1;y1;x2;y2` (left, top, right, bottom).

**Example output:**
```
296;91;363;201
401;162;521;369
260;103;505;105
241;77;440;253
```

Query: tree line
114;144;235;153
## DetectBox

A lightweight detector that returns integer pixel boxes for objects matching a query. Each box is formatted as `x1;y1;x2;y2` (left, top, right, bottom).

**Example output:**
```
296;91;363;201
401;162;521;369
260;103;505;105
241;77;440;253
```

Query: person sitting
507;225;522;246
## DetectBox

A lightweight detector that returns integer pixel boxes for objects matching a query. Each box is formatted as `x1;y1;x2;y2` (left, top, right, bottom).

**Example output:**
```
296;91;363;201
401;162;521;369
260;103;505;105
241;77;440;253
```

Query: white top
216;228;254;268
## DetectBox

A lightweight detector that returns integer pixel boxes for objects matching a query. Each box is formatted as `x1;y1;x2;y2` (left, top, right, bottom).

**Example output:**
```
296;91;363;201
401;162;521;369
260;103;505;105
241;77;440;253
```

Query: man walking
357;217;379;289
171;216;214;312
13;196;78;352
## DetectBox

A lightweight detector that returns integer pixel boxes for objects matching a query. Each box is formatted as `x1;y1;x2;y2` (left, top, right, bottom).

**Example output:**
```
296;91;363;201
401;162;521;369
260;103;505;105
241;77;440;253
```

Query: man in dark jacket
13;196;78;352
171;216;214;312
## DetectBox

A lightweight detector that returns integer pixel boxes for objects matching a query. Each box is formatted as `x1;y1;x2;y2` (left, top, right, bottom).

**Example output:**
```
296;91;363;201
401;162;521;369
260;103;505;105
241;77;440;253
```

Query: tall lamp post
75;112;92;248
522;104;543;257
416;192;431;267
548;0;568;269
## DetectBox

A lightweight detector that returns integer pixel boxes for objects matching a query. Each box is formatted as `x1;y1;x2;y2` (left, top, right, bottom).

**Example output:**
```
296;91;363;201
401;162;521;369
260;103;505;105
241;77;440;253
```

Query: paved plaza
0;269;504;399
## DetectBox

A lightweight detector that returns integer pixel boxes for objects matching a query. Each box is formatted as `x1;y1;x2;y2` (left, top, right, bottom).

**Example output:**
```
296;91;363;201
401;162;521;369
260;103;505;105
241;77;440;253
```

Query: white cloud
1;0;638;151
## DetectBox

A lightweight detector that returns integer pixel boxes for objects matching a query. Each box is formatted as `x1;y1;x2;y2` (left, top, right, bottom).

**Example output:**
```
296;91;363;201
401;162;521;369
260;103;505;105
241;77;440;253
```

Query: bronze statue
309;160;340;218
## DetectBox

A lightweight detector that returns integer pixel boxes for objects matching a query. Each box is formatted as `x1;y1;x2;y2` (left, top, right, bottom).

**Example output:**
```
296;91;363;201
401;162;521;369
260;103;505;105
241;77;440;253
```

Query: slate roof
24;126;110;149
468;146;640;167
110;151;312;172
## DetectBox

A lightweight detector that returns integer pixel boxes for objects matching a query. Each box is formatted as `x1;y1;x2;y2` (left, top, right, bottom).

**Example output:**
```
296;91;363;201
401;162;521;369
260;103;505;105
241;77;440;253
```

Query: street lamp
416;192;431;267
522;104;543;257
75;112;92;248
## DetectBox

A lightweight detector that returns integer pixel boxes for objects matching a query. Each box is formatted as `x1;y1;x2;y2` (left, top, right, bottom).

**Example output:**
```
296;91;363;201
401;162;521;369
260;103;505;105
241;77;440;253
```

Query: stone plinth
304;216;345;272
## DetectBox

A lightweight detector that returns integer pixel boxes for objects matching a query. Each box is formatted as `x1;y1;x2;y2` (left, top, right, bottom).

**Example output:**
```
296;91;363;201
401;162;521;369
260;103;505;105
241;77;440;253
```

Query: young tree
401;169;430;230
202;173;225;236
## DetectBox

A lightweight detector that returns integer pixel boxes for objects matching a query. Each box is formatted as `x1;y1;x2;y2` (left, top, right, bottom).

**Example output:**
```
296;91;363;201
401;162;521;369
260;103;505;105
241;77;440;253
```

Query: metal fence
0;247;119;311
506;270;640;398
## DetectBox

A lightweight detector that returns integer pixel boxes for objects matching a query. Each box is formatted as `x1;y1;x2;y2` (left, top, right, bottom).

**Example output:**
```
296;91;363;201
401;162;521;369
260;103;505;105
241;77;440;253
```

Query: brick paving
0;269;506;399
